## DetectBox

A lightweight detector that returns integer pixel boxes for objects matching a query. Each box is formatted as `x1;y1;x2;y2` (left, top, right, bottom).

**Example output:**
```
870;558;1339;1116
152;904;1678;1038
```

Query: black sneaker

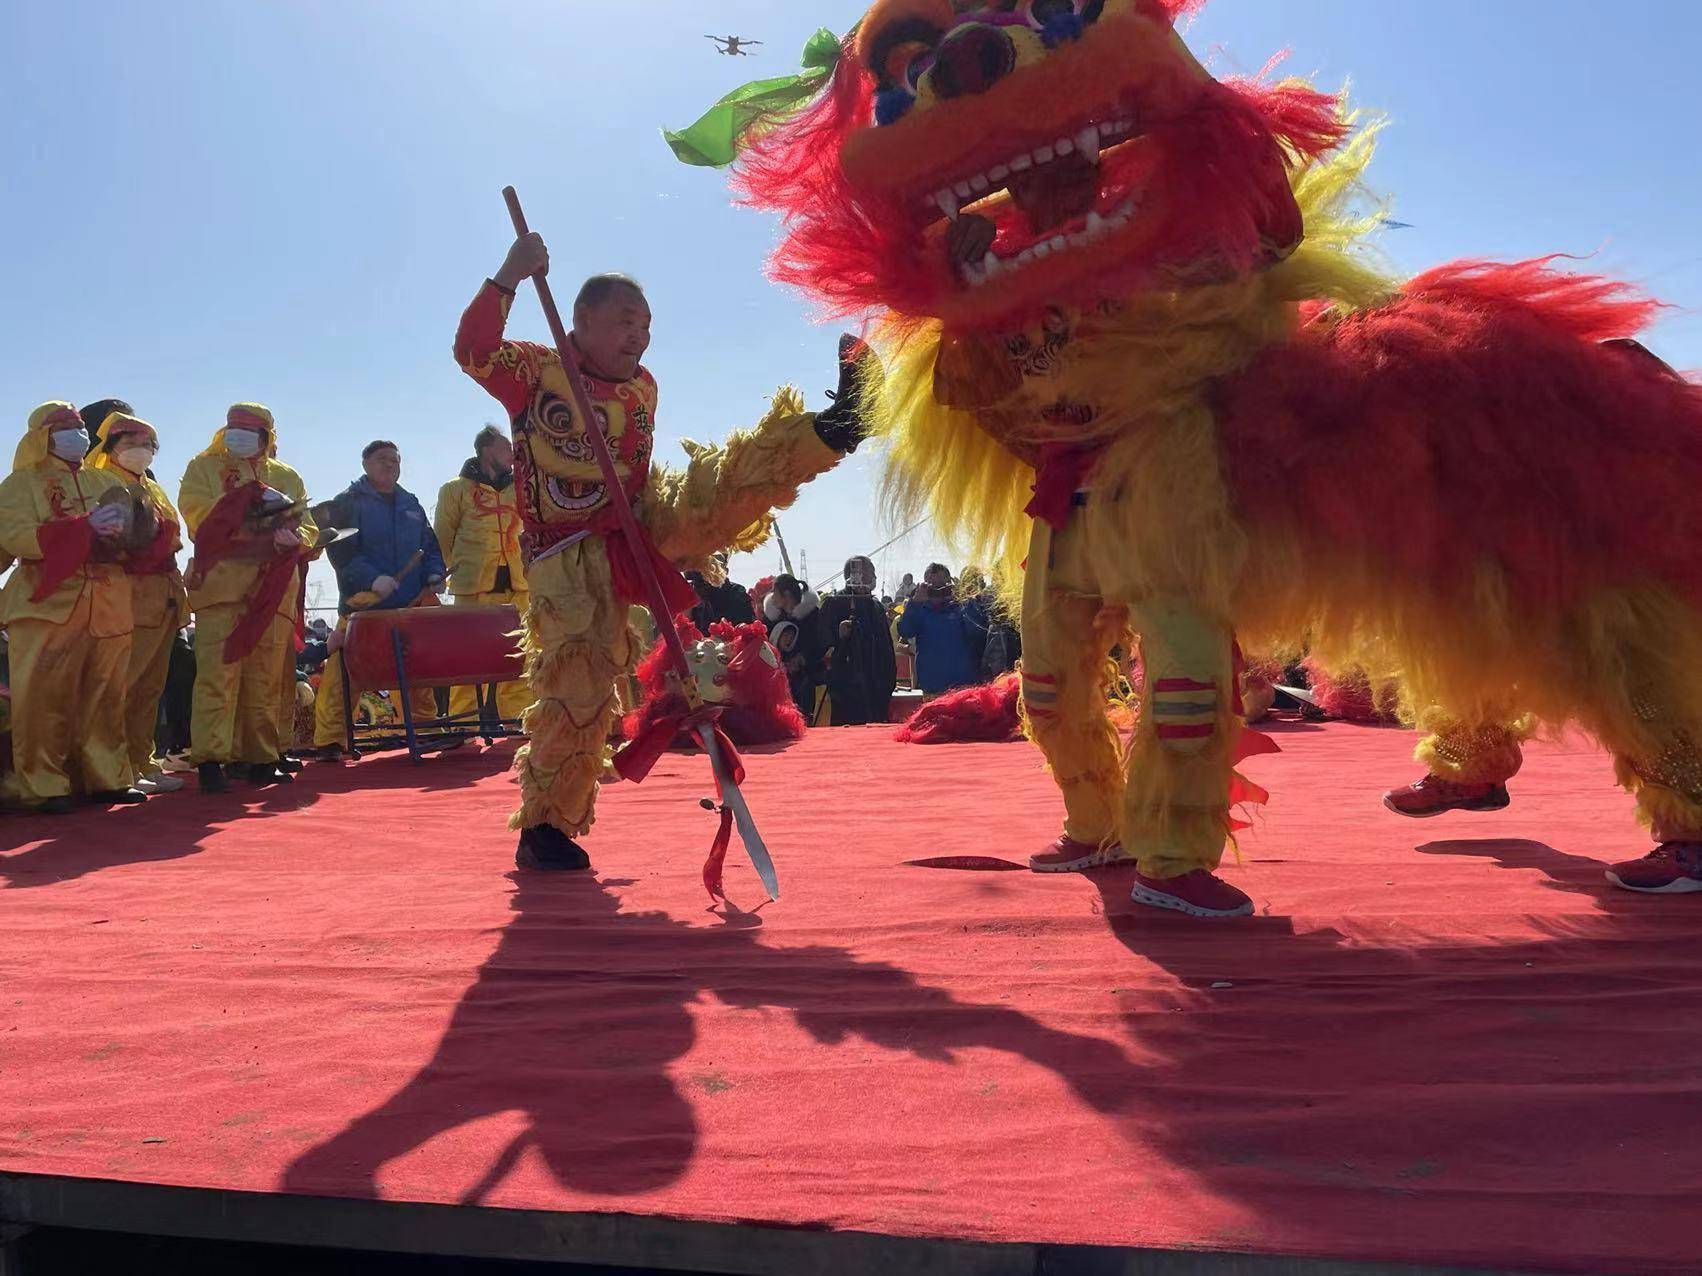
516;826;592;871
277;757;304;774
198;762;230;794
243;762;293;786
36;795;75;816
90;788;148;805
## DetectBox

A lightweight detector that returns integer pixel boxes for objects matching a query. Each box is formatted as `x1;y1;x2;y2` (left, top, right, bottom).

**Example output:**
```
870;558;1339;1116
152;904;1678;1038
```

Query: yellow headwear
14;401;83;473
202;402;277;457
86;411;159;474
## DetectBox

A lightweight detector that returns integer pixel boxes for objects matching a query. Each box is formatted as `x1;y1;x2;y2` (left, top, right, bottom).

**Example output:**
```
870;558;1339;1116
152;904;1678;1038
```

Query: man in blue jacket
310;441;446;755
897;563;984;698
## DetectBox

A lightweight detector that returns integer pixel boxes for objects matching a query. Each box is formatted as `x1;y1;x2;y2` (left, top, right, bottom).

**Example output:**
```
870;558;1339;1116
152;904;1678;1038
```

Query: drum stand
339;628;524;763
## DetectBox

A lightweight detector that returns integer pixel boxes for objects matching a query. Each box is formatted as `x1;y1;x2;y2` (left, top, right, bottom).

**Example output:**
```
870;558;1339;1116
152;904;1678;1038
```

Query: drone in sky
706;34;762;56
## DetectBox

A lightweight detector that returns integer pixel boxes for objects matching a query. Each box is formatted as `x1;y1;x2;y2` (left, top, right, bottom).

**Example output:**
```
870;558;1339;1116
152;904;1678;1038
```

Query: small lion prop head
733;0;1346;331
623;620;806;749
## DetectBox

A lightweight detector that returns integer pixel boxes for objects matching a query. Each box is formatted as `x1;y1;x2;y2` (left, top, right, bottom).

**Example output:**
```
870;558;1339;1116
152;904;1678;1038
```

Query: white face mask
49;428;90;461
115;445;155;474
223;428;262;458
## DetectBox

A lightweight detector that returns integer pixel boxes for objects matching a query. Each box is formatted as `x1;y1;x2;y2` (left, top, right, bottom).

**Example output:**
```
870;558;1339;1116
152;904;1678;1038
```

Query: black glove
814;333;882;455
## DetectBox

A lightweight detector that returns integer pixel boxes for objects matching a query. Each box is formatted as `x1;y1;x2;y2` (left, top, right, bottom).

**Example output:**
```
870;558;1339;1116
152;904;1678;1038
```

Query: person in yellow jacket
0;402;140;812
177;404;317;793
83;407;191;795
435;424;530;726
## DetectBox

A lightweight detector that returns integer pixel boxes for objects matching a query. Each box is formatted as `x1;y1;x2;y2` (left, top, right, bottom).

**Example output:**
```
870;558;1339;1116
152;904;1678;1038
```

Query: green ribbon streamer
664;27;844;169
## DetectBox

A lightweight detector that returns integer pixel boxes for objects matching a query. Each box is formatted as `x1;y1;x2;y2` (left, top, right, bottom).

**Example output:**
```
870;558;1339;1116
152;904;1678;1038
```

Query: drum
342;603;523;690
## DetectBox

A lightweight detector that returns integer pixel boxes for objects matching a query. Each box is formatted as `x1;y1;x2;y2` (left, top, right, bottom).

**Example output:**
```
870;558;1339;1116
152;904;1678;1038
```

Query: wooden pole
501;185;698;702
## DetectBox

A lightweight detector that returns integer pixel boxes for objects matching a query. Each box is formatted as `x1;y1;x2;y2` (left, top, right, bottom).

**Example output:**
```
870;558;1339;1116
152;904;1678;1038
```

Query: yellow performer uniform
0;403;134;807
454;275;868;866
178;404;317;788
434;456;530;724
85;412;189;789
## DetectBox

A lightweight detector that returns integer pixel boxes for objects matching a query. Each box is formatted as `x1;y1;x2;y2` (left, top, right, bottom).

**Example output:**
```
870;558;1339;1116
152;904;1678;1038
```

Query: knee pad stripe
1154;700;1214;717
1156;723;1214;741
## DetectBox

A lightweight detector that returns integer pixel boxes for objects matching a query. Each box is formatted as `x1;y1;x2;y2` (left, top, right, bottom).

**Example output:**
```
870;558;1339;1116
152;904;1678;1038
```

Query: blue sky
3;1;1698;609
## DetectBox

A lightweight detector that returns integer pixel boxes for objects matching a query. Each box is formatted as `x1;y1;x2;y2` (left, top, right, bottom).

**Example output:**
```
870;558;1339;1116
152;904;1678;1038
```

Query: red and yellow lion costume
717;0;1702;895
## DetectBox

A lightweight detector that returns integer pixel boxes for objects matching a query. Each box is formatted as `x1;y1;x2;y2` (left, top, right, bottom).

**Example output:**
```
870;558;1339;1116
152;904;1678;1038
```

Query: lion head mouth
546;477;607;513
925;114;1151;289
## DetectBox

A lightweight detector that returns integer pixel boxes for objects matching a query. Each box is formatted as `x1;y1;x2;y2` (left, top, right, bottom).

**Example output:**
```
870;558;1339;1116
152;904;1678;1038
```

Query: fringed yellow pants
510;542;636;837
1415;712;1531;787
8;601;132;801
190;605;292;766
1021;509;1240;879
1417;708;1702;842
447;588;532;725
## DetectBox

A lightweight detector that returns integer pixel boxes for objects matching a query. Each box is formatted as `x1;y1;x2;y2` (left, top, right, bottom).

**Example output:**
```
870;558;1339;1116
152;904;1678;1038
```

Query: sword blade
697;723;780;900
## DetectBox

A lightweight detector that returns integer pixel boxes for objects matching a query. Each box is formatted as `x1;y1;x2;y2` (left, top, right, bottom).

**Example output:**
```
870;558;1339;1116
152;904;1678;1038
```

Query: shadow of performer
284;870;1144;1206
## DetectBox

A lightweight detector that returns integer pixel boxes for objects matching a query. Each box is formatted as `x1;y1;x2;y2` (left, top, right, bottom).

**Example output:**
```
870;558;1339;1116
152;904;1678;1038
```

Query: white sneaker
137;771;187;794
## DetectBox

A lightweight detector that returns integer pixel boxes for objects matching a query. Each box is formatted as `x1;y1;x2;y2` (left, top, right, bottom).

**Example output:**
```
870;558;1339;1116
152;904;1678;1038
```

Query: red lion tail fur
896;673;1023;744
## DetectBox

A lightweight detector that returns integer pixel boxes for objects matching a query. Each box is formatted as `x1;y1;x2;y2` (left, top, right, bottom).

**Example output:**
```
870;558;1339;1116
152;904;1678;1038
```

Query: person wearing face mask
434;424;531;728
177;404;317;793
455;232;877;871
309;440;444;754
819;555;898;725
84;410;189;795
0;402;140;811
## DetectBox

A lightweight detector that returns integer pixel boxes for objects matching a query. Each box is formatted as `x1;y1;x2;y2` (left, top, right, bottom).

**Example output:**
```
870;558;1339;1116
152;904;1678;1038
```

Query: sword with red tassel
500;185;780;900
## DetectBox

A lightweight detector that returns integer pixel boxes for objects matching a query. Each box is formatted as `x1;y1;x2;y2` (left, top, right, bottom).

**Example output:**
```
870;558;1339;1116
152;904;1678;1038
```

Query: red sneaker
1029;835;1132;873
1605;842;1702;895
1130;869;1253;918
1382;774;1511;818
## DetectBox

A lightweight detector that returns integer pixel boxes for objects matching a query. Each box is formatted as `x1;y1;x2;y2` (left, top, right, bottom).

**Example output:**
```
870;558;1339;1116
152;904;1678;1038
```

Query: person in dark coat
819;555;897;725
763;573;824;718
685;553;756;633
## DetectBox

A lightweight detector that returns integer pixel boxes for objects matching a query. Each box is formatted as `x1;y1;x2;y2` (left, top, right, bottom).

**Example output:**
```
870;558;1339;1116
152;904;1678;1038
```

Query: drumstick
347;549;423;611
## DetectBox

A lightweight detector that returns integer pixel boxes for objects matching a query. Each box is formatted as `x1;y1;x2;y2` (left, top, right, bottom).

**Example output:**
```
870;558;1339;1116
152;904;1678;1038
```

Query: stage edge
0;1172;1537;1276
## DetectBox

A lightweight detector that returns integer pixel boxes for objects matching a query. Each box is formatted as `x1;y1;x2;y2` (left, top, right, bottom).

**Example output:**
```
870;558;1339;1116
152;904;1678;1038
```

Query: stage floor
2;723;1699;1274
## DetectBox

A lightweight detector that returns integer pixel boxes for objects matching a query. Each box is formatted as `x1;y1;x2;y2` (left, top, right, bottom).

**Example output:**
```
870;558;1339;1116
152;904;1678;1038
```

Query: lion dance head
736;1;1347;331
622;620;806;750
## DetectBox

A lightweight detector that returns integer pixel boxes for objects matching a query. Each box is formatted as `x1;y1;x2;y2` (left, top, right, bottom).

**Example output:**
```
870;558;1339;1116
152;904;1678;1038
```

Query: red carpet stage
3;724;1699;1274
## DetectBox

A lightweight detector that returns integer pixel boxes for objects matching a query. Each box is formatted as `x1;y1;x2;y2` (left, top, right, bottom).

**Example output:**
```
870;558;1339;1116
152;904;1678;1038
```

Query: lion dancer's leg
1383;709;1526;818
1121;597;1255;918
1601;674;1702;896
510;545;635;872
1021;517;1128;872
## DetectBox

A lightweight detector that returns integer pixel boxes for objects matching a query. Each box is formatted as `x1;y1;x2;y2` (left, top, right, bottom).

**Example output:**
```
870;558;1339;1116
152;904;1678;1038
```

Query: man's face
573;287;652;381
481;436;514;473
846;559;876;592
364;446;401;492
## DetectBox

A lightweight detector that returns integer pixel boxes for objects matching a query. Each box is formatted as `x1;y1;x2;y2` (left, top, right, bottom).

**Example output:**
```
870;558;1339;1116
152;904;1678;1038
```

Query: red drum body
342;603;523;689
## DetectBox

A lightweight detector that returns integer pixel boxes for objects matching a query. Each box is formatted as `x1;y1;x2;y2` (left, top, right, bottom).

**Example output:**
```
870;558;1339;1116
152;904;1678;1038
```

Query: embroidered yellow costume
0;403;133;805
178;404;317;786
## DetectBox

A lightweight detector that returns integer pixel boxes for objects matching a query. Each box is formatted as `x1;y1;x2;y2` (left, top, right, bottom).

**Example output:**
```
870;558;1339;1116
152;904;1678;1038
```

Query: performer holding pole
454;188;875;881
